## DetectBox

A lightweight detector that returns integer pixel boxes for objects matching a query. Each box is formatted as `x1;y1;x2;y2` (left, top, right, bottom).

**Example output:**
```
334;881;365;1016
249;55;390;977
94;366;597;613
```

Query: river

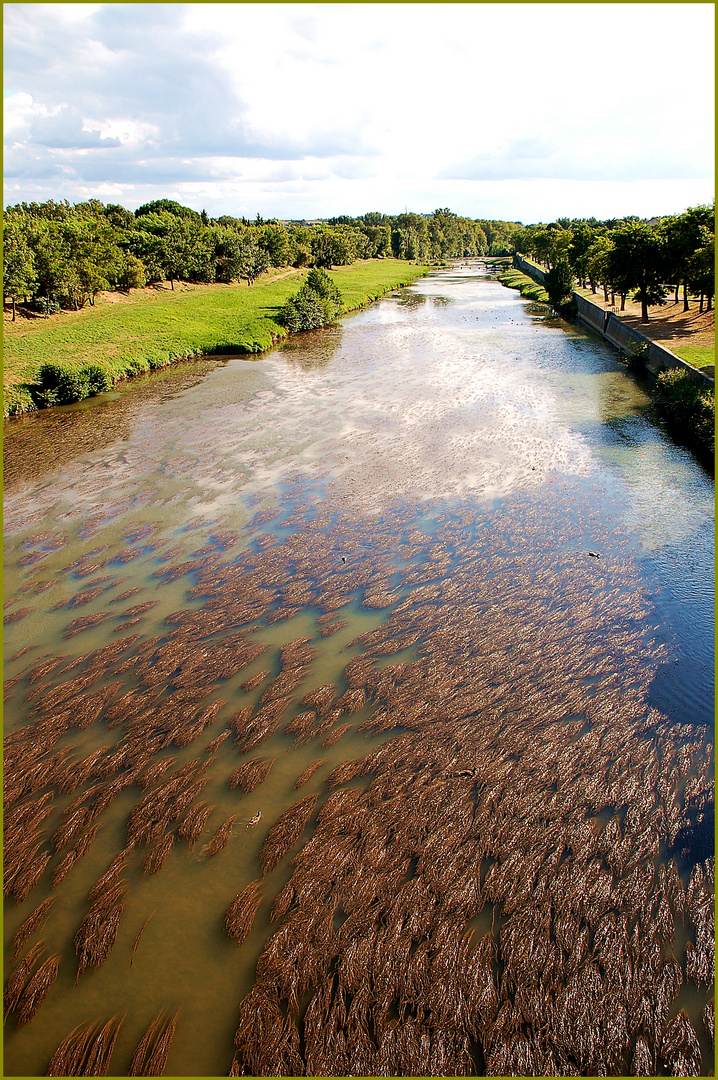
3;262;714;1076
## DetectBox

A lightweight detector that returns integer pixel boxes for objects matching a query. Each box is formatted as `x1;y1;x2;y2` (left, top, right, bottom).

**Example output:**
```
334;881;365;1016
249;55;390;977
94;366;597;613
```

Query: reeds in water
130;914;153;966
227;758;273;794
225;881;263;946
128;1010;178;1076
178;802;213;848
47;1014;124;1076
11;898;55;958
294;760;326;789
142;834;175;875
16;954;60;1025
4;942;45;1022
207;816;237;856
259;794;317;875
74;882;126;979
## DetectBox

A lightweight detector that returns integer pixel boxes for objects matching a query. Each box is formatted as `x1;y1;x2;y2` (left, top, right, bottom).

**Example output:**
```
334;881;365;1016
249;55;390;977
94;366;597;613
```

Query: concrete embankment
512;255;713;386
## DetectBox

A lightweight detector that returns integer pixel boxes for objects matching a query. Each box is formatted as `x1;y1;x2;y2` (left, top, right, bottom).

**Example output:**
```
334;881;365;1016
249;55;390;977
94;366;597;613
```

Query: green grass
3;260;430;416
497;268;549;303
668;343;715;373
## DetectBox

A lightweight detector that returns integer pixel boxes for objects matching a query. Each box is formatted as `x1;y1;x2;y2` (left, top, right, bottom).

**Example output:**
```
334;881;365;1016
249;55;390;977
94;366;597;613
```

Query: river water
3;262;714;1076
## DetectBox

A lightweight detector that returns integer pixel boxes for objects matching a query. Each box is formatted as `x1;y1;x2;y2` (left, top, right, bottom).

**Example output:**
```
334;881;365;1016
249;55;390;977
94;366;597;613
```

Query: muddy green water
3;263;714;1075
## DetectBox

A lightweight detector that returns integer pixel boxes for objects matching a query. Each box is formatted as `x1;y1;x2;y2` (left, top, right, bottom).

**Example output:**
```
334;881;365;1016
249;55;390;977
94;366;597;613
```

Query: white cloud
3;3;714;219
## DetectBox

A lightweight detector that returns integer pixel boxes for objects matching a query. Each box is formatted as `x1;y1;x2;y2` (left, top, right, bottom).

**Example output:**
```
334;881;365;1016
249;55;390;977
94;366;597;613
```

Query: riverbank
506;255;714;463
3;259;430;417
574;285;715;376
496;266;549;303
513;254;714;376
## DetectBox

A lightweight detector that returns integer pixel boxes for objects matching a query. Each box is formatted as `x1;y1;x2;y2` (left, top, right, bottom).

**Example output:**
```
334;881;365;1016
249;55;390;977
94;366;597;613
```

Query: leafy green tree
586;235;614;301
311;227;356;268
259;224;292;268
545;260;575;307
236;235;269;285
568;223;597;288
608;222;667;322
3;215;38;320
687;227;715;312
135;199;202;222
115;253;147;291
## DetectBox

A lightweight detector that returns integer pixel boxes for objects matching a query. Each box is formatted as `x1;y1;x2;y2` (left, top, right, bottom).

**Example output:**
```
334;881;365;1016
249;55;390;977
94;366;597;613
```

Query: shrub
83;363;113;394
280;294;326;332
279;268;343;331
653;367;714;460
36;361;112;405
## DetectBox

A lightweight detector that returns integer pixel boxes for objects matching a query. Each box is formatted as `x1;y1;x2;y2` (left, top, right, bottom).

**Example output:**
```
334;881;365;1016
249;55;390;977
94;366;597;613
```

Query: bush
83;363;113;393
37;361;112;405
279;293;326;332
653;368;714;460
279;268;343;331
31;298;61;317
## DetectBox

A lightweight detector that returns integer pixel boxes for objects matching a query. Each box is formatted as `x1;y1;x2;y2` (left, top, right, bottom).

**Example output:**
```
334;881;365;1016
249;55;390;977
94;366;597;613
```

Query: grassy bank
497;267;549;303
3;259;429;417
669;343;715;374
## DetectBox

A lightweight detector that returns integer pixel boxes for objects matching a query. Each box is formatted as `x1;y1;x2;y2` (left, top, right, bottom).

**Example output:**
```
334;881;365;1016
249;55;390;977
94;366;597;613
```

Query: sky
3;2;714;224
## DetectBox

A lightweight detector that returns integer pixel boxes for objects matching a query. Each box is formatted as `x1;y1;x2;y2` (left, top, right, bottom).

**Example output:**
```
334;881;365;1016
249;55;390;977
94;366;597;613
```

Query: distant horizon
4;3;714;222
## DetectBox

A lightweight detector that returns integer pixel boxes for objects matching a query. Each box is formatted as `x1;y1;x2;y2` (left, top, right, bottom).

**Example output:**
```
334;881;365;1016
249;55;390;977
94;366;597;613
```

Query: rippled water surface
4;264;714;1076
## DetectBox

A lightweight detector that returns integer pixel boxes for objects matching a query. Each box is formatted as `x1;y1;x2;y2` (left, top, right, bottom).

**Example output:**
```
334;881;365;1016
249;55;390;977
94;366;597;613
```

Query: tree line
515;206;714;322
2;200;520;319
4;198;713;324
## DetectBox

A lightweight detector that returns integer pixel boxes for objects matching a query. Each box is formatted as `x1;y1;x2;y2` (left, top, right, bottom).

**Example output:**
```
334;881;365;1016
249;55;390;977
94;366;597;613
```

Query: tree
236;235;269;285
585;235;614;301
608;222;667;322
568;222;597;288
259;224;292;268
3;215;38;320
687;227;715;312
545;260;574;308
135;199;202;222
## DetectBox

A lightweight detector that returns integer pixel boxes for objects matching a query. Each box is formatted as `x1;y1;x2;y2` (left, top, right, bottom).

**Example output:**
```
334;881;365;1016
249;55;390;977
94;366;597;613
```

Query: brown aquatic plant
12;898;56;958
227;757;274;793
294;760;327;789
143;834;175;875
130;913;154;966
207;816;238;856
259;794;318;875
46;1014;125;1076
4;942;45;1022
225;880;263;946
128;1010;178;1076
16;953;60;1026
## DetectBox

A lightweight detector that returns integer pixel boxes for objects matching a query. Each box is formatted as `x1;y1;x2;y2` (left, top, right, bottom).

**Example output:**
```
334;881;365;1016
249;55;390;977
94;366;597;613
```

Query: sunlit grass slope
3;260;430;416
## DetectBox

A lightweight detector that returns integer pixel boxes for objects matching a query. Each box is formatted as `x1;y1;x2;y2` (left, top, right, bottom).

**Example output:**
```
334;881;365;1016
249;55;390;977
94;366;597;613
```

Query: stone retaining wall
512;256;712;386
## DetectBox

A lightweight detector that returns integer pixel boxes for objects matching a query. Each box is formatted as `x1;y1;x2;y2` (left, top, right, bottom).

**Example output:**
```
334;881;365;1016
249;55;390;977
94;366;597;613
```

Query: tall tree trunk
620;294;626;311
611;290;615;305
674;283;679;302
699;292;704;313
707;294;712;312
641;293;649;323
170;277;174;291
603;284;609;302
12;297;16;322
683;281;689;312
